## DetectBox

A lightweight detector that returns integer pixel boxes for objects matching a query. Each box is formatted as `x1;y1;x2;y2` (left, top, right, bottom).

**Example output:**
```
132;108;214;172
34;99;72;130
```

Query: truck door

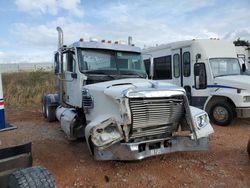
63;51;82;107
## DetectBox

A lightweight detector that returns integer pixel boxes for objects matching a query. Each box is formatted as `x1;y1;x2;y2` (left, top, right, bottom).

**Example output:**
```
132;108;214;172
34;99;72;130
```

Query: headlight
91;118;123;148
243;96;250;102
195;113;209;129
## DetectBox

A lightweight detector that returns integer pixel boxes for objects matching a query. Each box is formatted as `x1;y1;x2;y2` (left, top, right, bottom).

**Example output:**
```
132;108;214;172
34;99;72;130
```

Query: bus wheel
209;102;235;126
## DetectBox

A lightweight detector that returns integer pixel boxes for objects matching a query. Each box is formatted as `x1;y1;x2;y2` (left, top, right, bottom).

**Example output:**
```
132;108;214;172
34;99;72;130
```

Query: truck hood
84;78;185;99
214;75;250;91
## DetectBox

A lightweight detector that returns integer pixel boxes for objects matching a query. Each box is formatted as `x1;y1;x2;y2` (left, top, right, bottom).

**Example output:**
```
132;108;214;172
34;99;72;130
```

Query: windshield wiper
121;71;146;78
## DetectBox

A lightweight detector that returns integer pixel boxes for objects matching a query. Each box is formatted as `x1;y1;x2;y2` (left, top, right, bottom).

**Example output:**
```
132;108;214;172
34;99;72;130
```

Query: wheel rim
213;106;229;122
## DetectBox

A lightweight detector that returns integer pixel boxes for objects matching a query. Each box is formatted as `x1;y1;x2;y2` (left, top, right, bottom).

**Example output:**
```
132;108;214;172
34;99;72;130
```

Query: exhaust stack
56;27;64;105
56;26;64;49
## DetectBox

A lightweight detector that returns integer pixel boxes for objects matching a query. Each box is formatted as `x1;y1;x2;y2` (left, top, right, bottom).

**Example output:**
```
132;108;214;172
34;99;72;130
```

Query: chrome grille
129;97;184;139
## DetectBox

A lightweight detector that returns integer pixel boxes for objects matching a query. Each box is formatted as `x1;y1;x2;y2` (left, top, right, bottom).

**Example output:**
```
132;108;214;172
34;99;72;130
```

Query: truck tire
209;102;235;126
8;166;56;188
247;140;250;159
45;96;57;122
46;105;57;122
42;96;47;118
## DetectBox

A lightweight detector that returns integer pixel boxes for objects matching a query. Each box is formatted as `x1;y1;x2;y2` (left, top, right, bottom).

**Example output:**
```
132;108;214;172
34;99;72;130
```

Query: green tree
233;38;250;46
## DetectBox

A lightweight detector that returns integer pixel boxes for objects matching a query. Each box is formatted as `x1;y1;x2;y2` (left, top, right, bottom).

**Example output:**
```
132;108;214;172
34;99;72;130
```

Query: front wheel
209;102;235;126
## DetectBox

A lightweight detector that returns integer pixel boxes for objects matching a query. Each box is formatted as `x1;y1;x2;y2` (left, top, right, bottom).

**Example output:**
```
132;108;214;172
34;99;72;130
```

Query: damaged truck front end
84;79;214;160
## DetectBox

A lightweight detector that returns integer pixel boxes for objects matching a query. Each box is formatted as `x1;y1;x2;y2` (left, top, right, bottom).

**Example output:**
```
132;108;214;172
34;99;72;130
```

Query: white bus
143;39;250;126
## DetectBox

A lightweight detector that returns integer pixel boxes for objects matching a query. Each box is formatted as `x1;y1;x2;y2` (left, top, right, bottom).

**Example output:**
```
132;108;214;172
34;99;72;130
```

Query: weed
2;70;57;108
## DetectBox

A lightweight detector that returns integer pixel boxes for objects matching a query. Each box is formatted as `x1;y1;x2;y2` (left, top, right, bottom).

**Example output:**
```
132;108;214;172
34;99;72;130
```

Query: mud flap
0;142;32;188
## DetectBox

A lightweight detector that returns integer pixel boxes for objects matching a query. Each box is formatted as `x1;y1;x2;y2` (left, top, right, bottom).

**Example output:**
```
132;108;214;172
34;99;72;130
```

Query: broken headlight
91;118;123;148
195;113;209;129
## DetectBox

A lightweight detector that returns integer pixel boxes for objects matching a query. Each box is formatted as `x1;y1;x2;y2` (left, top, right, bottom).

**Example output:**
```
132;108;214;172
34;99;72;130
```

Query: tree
233;38;250;46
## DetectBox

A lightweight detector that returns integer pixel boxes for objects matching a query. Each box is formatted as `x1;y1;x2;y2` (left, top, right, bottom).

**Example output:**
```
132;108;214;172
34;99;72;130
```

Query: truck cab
54;39;147;108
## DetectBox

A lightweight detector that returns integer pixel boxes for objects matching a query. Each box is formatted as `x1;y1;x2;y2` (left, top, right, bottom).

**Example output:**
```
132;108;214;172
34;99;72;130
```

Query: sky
0;0;250;64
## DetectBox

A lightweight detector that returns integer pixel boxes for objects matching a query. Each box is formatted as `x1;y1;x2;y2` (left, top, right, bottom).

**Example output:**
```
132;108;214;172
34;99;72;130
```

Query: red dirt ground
1;108;250;188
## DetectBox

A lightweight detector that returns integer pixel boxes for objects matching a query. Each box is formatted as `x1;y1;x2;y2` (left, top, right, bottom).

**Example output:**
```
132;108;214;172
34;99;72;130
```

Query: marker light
90;38;98;42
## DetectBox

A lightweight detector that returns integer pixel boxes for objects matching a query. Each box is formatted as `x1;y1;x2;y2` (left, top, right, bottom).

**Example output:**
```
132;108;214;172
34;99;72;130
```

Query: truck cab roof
69;41;141;53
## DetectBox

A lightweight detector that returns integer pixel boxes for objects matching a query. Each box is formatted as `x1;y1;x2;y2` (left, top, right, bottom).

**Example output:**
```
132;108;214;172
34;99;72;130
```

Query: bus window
173;54;180;78
153;56;172;80
194;63;207;89
183;52;190;77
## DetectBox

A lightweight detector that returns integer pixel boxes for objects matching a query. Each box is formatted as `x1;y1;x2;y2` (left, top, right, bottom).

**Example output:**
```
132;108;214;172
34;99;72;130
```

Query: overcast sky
0;0;250;64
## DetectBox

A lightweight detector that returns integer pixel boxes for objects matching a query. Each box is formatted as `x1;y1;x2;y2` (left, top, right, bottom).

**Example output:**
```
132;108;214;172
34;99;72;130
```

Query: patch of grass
2;70;57;108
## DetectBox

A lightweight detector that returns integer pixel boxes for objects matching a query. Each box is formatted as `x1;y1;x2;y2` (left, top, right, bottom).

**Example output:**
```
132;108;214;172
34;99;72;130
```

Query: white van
143;39;250;126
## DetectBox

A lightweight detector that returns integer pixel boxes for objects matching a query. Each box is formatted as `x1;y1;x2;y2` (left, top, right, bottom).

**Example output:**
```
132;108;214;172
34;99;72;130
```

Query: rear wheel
8;166;56;188
42;95;57;122
42;96;47;118
46;105;57;122
209;102;235;126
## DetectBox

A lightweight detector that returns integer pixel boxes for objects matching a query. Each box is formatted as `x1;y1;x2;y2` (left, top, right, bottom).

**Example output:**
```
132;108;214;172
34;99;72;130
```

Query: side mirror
242;63;246;72
196;53;201;63
71;72;77;79
54;52;59;74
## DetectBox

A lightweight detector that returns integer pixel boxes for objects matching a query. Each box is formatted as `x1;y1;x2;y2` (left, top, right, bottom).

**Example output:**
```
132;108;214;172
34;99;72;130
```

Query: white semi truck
143;39;250;126
42;27;213;161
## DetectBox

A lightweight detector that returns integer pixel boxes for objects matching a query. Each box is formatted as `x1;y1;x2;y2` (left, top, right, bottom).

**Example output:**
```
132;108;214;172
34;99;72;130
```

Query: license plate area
138;140;172;153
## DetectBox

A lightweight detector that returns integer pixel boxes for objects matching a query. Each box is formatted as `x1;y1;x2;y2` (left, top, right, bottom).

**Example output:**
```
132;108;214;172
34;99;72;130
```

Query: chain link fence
0;63;54;73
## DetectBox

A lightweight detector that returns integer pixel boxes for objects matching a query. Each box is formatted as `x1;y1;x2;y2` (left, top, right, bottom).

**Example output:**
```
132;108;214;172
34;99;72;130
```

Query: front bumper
94;136;208;160
236;107;250;118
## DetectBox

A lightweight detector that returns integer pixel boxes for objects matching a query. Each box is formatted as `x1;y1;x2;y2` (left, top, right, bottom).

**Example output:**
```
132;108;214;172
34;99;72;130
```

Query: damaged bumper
94;136;209;160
